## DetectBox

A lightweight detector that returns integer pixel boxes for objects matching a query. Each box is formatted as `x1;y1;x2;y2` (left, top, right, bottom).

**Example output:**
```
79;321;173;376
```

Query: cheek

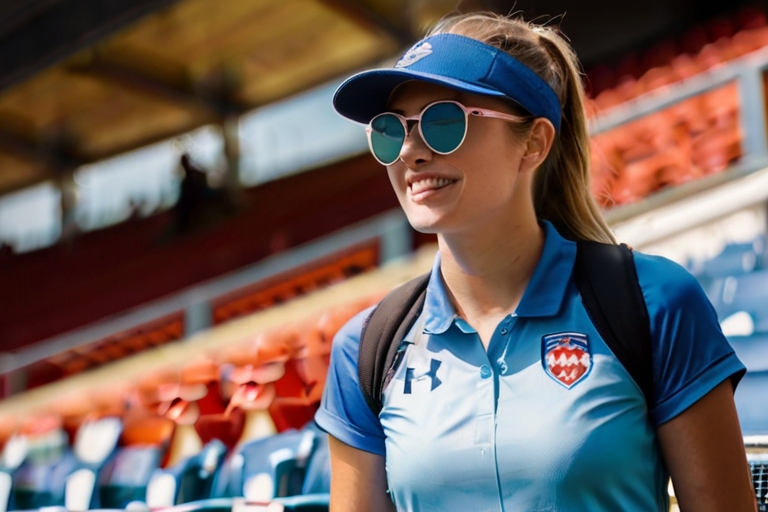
386;166;406;196
462;124;522;165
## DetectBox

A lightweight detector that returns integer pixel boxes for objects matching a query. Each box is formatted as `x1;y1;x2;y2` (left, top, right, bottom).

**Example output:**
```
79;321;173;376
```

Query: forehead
387;81;512;114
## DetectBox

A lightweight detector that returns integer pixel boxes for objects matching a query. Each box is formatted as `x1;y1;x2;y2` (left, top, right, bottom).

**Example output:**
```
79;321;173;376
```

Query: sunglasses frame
366;99;528;166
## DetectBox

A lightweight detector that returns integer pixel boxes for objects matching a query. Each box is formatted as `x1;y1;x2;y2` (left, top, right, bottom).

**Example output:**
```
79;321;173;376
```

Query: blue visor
333;33;562;132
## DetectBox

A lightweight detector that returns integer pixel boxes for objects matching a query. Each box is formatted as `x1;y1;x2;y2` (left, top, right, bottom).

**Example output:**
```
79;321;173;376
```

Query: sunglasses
366;100;527;166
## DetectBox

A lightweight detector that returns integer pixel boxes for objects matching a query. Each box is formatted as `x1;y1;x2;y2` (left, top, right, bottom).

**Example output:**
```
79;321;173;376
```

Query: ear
519;118;556;173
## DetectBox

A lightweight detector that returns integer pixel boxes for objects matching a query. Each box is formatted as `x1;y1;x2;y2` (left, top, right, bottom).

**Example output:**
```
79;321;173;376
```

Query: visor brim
332;68;507;124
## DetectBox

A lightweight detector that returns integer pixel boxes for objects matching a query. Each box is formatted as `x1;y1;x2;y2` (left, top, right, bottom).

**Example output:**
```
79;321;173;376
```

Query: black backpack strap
358;273;431;416
574;241;654;404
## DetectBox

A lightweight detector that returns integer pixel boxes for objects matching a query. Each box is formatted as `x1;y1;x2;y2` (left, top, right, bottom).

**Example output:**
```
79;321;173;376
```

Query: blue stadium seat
98;445;164;508
146;439;228;507
0;434;28;512
698;238;763;274
274;493;329;511
212;427;317;502
153;494;329;512
300;431;330;496
64;416;123;511
728;333;768;436
97;414;174;509
709;269;768;332
11;450;78;510
689;235;766;291
10;425;76;511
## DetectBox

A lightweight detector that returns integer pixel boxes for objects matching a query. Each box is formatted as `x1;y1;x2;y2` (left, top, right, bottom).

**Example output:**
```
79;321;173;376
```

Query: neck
437;216;544;322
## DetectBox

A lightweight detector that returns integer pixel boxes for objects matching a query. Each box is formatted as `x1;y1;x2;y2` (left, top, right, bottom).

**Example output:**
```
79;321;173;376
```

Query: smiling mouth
410;177;455;196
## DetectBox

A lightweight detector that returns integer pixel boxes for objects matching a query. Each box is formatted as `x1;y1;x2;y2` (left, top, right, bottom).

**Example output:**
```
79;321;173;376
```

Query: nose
397;124;432;167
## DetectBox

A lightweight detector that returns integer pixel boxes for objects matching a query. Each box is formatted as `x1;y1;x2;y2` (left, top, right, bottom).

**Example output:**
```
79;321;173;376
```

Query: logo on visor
395;41;433;68
542;332;592;389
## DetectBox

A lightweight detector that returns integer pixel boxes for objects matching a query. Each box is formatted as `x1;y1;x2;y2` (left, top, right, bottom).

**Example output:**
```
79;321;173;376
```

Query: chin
405;214;444;235
402;205;455;234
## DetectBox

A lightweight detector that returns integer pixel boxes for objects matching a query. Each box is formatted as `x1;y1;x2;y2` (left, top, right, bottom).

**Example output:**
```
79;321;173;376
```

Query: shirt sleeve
634;253;747;426
314;306;387;455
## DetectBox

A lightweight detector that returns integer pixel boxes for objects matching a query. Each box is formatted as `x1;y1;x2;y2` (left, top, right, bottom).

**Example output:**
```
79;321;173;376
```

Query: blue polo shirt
316;221;745;512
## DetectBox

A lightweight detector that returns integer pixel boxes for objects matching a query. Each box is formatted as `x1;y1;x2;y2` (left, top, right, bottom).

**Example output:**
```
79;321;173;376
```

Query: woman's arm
657;379;756;512
329;435;396;512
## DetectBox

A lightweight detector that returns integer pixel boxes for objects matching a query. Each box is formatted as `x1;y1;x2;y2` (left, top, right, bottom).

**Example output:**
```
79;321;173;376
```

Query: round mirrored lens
369;114;405;165
421;102;466;154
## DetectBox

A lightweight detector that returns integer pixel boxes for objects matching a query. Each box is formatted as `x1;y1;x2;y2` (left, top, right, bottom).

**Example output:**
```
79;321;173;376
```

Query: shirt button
480;365;492;379
500;328;509;335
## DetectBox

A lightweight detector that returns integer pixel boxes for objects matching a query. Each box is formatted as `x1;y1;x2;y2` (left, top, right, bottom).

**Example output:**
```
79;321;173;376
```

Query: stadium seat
146;439;228;507
98;415;175;509
707;269;768;331
728;333;768;436
195;405;246;454
272;493;329;511
64;415;122;511
180;358;228;418
689;235;766;286
151;494;329;512
300;429;330;496
11;415;76;510
0;426;27;512
211;426;317;502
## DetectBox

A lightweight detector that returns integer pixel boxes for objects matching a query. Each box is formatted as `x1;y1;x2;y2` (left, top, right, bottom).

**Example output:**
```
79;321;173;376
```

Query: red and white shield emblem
542;332;592;388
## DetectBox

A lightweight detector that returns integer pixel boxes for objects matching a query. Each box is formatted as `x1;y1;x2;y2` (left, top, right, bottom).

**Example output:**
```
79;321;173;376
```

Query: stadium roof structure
0;0;422;197
0;0;750;198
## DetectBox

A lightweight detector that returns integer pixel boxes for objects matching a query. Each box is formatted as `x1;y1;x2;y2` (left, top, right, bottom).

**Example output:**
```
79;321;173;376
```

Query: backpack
357;241;653;417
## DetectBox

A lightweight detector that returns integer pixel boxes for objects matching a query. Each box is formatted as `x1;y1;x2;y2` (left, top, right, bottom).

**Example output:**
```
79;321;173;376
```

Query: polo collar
422;221;577;335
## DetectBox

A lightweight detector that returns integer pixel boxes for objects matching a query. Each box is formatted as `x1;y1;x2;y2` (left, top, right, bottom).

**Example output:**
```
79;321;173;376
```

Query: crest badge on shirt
541;332;592;389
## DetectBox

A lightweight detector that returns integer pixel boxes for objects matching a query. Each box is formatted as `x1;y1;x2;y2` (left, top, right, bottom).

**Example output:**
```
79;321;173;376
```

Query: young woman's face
385;81;533;236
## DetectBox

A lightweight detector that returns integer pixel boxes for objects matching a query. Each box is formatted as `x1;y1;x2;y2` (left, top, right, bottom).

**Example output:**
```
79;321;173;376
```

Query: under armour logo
403;358;442;394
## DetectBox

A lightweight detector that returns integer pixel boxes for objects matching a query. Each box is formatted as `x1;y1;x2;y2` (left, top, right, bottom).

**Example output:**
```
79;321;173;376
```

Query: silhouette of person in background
174;153;209;234
165;152;239;241
0;242;14;257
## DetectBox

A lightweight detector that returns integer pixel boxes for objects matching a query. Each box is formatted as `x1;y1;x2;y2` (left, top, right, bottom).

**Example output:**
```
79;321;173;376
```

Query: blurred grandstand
1;0;768;510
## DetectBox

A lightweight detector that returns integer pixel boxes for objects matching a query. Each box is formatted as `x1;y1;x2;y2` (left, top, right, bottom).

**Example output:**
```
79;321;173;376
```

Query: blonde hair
428;13;616;244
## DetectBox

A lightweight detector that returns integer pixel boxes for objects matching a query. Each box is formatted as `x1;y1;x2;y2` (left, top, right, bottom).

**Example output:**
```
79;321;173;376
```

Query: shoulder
317;304;387;454
330;306;376;366
631;251;707;309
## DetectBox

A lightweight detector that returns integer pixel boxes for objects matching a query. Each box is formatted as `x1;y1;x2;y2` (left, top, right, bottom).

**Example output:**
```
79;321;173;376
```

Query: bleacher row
586;7;768;207
0;293;389;512
18;244;380;392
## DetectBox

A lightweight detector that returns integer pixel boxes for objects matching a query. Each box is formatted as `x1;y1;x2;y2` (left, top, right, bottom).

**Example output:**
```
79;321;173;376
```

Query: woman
314;12;755;512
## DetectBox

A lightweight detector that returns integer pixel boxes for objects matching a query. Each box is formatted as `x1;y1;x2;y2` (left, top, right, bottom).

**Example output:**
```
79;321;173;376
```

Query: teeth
410;177;453;195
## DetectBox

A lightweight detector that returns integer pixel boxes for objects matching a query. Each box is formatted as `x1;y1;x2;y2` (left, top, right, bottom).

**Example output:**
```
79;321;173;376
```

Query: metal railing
589;43;768;163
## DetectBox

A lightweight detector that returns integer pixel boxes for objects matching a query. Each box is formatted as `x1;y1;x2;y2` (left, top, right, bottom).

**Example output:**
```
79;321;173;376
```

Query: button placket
474;356;496;445
493;316;517;377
